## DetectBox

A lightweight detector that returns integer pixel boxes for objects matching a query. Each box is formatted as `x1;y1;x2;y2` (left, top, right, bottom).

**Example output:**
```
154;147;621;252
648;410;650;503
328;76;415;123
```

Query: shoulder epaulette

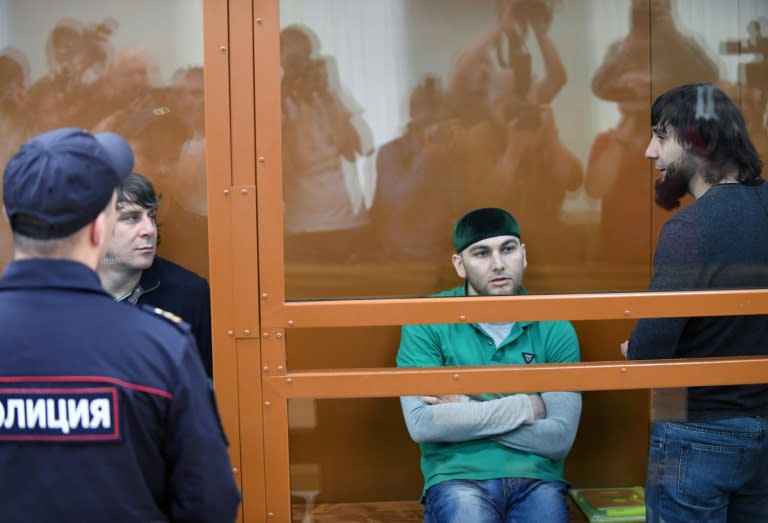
141;305;191;333
153;307;183;324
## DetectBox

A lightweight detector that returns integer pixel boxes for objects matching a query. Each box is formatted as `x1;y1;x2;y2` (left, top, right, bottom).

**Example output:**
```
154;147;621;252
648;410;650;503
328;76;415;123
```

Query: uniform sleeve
491;392;582;460
628;217;697;360
166;335;241;522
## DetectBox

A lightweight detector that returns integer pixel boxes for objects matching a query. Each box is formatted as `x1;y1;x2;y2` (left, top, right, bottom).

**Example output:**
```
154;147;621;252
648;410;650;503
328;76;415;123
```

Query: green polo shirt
396;285;580;497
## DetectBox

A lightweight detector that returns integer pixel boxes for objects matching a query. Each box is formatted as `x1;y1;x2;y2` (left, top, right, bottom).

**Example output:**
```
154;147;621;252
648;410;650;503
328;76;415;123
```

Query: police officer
0;127;240;522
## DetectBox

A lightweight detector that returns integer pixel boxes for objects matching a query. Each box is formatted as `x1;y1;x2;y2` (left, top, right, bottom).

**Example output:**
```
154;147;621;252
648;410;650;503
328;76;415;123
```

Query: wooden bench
292;497;590;522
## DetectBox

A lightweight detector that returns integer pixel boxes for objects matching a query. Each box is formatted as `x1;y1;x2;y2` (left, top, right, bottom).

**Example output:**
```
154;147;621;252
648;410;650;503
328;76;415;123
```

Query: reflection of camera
423;120;456;145
282;58;329;101
720;18;768;92
508;0;558;26
503;102;541;130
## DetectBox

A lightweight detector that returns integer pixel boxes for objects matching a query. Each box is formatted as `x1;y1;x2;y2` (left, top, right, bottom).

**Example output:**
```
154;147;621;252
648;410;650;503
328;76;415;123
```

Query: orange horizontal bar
265;357;768;398
264;289;768;328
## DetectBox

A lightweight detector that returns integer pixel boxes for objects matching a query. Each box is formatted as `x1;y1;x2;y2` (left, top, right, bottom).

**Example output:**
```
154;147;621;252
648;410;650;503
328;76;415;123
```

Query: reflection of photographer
720;18;768;94
280;26;363;165
373;77;466;261
463;63;583;263
282;56;329;103
446;0;564;127
280;25;374;263
495;0;564;104
48;18;116;90
720;18;768;148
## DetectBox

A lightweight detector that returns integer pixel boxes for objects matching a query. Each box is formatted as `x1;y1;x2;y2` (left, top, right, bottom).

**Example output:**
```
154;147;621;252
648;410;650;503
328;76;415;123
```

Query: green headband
453;208;521;253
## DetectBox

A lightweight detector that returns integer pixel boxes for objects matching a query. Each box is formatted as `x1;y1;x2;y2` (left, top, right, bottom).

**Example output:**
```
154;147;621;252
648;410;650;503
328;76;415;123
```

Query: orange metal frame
203;1;768;521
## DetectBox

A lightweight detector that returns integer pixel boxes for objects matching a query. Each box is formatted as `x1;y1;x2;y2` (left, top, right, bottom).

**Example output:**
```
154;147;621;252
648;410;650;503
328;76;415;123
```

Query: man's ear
521;243;527;270
90;212;106;248
451;253;466;279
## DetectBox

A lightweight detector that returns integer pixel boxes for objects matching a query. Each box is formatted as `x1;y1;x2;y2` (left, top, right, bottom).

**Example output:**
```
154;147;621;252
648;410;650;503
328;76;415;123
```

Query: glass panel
287;320;638;371
286;393;649;522
287;326;402;370
287;378;763;521
0;0;207;279
280;0;768;300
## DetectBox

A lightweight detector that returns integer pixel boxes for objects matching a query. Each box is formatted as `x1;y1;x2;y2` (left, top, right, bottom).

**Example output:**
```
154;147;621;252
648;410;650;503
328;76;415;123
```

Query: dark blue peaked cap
3;127;134;239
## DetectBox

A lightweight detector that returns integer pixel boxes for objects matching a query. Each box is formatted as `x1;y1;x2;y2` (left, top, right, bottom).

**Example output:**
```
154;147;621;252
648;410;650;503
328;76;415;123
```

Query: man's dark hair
651;83;763;185
116;172;162;246
116;171;161;210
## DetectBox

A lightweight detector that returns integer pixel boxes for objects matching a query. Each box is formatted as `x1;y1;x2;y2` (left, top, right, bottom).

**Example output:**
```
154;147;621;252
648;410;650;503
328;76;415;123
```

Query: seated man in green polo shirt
396;207;581;523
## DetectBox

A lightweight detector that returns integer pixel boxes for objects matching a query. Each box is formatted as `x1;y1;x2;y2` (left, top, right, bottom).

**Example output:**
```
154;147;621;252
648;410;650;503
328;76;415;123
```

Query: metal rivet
287;320;295;327
263;366;269;372
276;332;283;339
261;293;268;299
223;189;230;195
227;330;234;337
233;467;239;474
453;374;460;380
624;310;632;317
263;332;269;338
256;18;264;24
620;367;627;373
286;378;293;384
219;45;227;53
258;156;265;163
264;401;271;407
277;366;285;372
241;188;248;195
267;513;274;519
244;330;251;336
459;315;467;322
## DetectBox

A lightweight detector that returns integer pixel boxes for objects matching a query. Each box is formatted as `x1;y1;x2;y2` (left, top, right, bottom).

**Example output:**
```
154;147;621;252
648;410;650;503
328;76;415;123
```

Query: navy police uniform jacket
0;259;240;522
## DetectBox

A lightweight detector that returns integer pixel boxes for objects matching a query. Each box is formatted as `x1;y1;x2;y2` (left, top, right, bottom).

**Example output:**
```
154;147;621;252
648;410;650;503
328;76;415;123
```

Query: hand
620;340;629;359
497;1;522;33
528;394;547;420
505;106;553;149
421;394;468;405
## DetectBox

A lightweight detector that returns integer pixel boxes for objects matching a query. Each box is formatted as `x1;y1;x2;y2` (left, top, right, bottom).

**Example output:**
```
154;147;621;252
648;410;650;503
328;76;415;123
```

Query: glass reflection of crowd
280;0;768;278
0;18;208;277
585;0;719;268
280;25;375;265
281;0;587;266
452;0;584;264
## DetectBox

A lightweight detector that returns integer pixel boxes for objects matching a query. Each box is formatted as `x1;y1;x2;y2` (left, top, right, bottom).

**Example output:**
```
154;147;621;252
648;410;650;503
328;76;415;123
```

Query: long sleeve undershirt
400;391;581;461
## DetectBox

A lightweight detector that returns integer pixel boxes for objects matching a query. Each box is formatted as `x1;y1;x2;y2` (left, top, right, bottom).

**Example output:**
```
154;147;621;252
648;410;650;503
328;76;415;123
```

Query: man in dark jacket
0;127;240;522
621;83;768;523
98;172;213;377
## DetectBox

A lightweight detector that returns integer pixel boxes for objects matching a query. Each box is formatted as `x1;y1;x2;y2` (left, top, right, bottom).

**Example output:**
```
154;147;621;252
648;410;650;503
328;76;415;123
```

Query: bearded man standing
622;83;768;523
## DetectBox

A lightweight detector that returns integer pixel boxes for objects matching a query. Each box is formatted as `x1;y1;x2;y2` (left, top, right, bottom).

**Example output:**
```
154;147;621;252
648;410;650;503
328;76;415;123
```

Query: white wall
0;0;203;84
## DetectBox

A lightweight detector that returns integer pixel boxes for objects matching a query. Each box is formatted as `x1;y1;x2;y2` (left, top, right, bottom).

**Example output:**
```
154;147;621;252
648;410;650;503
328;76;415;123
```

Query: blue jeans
646;417;768;523
423;478;569;523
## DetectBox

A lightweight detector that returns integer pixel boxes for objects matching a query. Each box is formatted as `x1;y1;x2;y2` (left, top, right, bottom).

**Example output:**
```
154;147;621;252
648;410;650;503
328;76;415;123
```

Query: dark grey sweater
628;182;768;421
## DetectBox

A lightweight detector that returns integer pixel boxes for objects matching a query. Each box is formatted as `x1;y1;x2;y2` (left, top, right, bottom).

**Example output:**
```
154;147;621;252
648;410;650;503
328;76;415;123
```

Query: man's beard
654;154;698;210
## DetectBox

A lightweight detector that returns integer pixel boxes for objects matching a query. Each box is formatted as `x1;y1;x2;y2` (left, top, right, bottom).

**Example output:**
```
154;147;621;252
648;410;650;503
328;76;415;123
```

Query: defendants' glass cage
2;1;768;522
